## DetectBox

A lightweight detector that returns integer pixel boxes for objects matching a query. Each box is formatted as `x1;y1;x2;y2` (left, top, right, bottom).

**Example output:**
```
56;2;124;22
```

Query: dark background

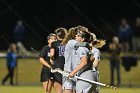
0;0;140;51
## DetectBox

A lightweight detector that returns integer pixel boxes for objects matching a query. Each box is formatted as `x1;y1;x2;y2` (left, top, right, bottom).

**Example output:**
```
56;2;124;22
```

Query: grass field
1;58;139;85
0;56;140;93
0;85;140;93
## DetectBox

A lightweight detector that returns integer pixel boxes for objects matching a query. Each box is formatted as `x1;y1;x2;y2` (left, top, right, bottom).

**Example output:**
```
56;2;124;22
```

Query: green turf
0;85;140;93
0;57;140;93
0;57;140;85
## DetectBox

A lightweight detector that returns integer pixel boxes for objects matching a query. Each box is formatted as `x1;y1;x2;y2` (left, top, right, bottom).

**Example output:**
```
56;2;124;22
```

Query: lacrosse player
68;30;96;93
50;27;67;93
89;33;106;93
62;26;92;93
63;26;106;93
39;33;57;93
62;26;93;93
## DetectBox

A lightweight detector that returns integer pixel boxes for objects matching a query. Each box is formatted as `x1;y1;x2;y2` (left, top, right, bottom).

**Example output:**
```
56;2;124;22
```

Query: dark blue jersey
51;40;65;69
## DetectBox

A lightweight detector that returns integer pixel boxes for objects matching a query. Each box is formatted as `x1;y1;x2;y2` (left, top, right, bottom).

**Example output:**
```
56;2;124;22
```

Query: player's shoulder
78;47;89;52
92;47;100;53
42;45;49;50
67;39;77;44
44;45;49;48
93;47;100;51
66;39;78;48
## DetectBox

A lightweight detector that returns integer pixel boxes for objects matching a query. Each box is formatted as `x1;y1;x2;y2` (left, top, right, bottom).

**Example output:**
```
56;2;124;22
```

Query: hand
50;67;54;71
68;71;75;78
48;65;52;70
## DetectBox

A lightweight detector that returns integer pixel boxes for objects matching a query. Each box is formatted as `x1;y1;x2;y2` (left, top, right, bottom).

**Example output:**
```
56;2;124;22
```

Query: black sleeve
39;46;47;58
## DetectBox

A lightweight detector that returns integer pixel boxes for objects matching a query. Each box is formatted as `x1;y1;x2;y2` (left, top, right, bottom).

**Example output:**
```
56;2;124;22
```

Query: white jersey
91;47;101;61
64;39;78;72
72;47;90;76
91;47;101;92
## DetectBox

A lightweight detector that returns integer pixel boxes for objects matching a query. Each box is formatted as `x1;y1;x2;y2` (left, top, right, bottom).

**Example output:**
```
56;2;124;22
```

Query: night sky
0;0;140;50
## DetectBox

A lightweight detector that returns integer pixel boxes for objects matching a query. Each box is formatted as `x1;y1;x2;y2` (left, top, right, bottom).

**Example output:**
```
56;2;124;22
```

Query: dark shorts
40;67;52;82
40;67;62;84
51;72;62;84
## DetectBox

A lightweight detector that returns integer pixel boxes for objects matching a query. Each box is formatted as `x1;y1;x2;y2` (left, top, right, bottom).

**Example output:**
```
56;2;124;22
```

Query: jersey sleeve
39;46;47;58
78;47;88;58
93;49;101;61
67;39;78;48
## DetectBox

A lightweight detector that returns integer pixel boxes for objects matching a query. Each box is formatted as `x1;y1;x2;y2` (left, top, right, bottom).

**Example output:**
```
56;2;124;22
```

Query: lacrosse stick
30;47;40;56
51;68;117;90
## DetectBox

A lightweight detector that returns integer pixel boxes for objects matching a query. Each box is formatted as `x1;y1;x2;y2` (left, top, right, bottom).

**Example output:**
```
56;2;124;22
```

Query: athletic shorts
40;67;52;82
40;68;62;84
76;70;98;93
62;76;76;90
51;72;63;84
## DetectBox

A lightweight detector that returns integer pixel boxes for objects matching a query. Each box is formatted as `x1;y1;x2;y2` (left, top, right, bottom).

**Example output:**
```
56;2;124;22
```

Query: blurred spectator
118;18;133;52
109;36;121;87
13;20;26;42
13;20;30;56
134;17;140;37
133;17;140;52
2;43;17;85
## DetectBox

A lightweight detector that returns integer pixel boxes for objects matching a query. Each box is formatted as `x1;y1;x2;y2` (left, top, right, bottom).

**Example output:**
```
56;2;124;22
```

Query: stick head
51;68;69;77
51;68;61;73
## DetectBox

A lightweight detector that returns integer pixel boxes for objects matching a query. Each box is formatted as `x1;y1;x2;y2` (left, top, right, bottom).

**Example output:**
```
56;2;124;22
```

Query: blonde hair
8;43;17;53
61;25;89;45
76;25;88;32
61;27;77;45
92;39;106;48
62;25;106;48
90;32;106;48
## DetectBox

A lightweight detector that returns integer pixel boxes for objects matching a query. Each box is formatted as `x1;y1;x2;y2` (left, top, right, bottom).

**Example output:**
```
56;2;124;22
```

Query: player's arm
39;57;51;69
39;47;52;69
50;48;55;59
75;42;92;49
75;42;88;47
68;39;91;49
69;55;88;77
69;48;88;77
50;42;55;64
50;49;55;65
93;60;100;68
92;50;101;68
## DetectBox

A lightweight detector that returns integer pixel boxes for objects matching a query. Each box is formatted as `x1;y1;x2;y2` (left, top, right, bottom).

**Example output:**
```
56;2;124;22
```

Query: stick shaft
51;68;117;90
74;76;106;86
